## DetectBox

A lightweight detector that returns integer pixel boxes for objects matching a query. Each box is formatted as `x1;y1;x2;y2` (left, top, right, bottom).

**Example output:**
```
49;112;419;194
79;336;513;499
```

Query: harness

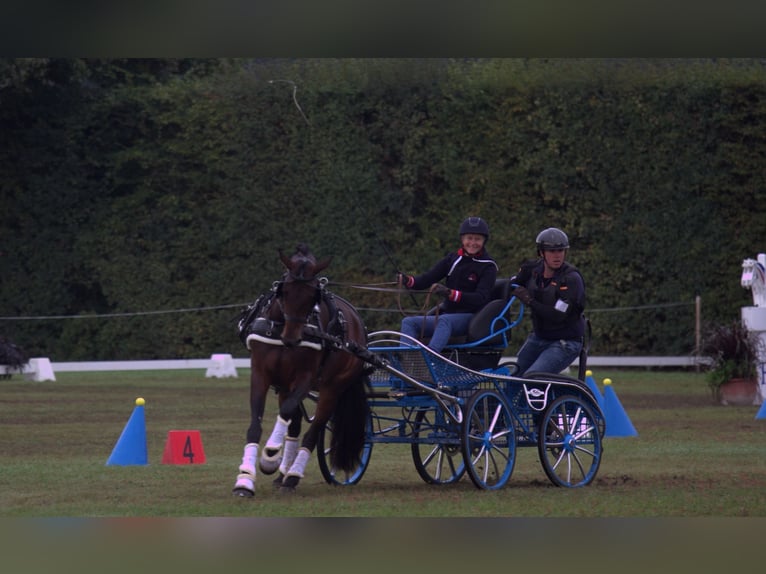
237;277;347;351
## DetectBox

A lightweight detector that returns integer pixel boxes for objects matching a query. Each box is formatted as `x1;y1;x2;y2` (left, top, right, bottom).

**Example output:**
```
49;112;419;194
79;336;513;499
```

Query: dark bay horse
233;244;370;496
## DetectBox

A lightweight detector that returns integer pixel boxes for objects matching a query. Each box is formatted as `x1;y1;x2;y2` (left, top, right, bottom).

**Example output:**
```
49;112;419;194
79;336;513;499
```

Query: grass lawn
2;368;764;571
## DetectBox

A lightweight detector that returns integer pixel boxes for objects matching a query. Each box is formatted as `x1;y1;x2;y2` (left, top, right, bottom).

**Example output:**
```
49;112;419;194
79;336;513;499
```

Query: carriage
314;286;605;490
232;245;604;496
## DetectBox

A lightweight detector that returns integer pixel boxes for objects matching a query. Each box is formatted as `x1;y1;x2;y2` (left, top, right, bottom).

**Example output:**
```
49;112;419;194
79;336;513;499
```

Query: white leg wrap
265;416;290;451
238;442;258;476
286;447;311;478
261;417;289;474
234;473;255;492
279;437;300;476
235;443;258;492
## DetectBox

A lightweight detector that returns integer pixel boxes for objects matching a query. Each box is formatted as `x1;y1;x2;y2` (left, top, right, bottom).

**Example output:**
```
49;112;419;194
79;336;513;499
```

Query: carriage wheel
537;394;602;487
411;408;465;485
461;389;516;490
316;414;373;486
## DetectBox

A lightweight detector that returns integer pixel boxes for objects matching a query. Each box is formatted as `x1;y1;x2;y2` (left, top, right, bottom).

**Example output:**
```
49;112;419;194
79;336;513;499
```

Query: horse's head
276;244;332;347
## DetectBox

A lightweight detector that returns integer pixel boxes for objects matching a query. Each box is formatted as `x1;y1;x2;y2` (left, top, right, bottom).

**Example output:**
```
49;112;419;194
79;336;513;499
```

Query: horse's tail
330;371;370;472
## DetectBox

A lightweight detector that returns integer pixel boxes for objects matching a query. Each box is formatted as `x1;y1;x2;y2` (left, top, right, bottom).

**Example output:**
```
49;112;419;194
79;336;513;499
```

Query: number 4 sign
161;430;207;464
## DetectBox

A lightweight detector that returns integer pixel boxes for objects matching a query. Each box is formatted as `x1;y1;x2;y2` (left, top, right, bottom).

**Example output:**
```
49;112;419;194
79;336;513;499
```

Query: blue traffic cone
602;379;638;437
584;370;604;411
106;398;148;465
756;399;766;420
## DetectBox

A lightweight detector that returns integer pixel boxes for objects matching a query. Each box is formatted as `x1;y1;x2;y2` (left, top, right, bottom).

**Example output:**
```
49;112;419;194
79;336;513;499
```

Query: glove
397;273;414;288
513;286;534;305
431;283;451;299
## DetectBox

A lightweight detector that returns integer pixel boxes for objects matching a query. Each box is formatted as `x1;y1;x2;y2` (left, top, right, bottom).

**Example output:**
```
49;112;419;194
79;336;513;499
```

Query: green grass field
2;368;765;573
2;368;764;518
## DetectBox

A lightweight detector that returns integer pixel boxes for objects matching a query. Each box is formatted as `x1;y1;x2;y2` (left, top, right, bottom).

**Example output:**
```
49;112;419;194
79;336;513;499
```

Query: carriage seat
441;278;516;371
463;278;512;347
416;278;516;351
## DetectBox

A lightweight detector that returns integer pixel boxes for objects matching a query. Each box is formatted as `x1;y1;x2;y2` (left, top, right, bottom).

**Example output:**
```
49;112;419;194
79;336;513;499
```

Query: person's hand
513;286;533;305
397;273;413;288
431;284;451;299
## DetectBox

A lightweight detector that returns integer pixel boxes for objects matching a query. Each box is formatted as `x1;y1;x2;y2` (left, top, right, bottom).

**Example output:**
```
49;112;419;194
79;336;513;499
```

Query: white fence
9;355;706;375
574;356;708;368
49;358;251;372
2;355;248;380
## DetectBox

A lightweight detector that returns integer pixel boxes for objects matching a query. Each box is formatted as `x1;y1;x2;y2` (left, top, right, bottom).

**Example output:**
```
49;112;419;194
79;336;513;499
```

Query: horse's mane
289;243;316;279
279;243;331;281
295;243;312;257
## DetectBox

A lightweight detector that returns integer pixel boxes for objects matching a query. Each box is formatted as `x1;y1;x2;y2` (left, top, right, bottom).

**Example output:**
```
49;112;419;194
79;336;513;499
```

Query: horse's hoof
280;475;300;490
272;473;285;488
232;487;254;498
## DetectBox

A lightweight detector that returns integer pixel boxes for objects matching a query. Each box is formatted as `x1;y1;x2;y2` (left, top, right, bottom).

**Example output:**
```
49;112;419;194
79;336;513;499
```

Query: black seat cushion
466;299;508;344
490;278;511;301
465;278;512;345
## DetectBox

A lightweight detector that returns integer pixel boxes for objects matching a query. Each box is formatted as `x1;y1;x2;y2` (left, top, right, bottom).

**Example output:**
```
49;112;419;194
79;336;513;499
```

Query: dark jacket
512;260;586;340
410;248;498;313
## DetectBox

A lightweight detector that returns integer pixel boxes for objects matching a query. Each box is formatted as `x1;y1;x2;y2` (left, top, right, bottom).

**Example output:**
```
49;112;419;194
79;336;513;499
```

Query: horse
232;243;371;496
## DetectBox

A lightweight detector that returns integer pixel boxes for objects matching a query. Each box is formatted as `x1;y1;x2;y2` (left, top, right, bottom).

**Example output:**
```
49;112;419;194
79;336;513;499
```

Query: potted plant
700;320;761;405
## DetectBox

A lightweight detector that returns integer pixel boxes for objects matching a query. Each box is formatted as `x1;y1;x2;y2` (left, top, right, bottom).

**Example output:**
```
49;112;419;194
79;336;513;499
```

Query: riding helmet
535;227;569;253
459;217;490;240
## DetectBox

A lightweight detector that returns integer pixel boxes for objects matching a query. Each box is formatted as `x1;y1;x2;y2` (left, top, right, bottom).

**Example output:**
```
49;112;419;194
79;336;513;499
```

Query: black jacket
410;248;498;313
512;260;586;340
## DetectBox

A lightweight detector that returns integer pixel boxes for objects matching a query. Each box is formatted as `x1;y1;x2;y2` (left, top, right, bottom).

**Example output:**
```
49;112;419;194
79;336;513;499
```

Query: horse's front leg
232;369;268;498
279;392;335;493
257;375;315;494
259;390;302;476
262;407;303;488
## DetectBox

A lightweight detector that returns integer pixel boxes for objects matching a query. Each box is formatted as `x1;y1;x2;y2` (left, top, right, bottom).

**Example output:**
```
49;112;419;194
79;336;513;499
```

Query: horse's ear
314;256;332;274
278;250;292;269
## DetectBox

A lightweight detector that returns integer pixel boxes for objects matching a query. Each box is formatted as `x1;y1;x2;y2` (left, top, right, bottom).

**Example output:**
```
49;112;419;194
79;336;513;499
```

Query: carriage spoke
412;408;465;484
462;389;516;490
538;395;602;488
423;445;446;480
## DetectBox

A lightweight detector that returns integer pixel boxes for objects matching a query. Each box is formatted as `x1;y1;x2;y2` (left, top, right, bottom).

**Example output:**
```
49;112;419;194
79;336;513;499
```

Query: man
511;227;586;375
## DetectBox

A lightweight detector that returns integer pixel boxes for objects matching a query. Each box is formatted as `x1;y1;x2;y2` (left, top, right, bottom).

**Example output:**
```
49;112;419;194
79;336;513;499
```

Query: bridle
273;272;328;326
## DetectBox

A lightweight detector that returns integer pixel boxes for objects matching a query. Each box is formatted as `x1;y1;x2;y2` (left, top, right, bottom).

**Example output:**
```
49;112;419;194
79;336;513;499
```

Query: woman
398;217;498;352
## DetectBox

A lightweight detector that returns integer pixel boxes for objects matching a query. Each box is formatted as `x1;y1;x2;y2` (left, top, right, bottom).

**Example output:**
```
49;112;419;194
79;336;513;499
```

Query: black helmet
459;217;489;240
536;227;569;253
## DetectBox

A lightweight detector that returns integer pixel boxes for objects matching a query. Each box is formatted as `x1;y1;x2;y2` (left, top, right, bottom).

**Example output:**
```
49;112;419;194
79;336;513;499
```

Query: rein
241;274;445;346
331;279;437;319
394;276;442;337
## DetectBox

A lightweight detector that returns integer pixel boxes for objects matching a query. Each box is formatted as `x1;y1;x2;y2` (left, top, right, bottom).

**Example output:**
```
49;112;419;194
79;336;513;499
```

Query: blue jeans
513;333;582;376
400;313;474;352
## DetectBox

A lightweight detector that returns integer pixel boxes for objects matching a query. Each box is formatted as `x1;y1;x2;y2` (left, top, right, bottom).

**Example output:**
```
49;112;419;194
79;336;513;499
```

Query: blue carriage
315;280;605;490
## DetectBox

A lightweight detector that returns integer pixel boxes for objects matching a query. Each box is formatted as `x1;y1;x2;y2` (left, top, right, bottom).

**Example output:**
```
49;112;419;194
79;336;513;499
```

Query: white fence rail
48;358;252;372
2;355;707;374
574;356;708;368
